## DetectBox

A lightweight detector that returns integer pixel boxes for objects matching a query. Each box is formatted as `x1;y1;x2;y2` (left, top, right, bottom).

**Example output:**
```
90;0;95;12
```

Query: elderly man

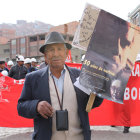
17;32;103;140
110;79;122;101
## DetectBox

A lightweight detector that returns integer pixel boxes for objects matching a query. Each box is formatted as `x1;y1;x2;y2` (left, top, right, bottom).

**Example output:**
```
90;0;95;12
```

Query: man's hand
37;101;54;119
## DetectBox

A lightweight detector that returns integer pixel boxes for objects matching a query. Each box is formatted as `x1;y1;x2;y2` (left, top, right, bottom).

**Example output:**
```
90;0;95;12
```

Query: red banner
66;62;82;69
0;74;33;127
0;62;140;127
65;50;72;62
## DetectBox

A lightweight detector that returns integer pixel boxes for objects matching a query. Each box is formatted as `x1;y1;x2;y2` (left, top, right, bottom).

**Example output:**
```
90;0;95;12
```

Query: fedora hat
39;32;72;53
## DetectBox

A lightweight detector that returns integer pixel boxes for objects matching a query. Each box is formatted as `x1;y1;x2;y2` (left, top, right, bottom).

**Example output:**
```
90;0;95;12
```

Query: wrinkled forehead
111;86;120;89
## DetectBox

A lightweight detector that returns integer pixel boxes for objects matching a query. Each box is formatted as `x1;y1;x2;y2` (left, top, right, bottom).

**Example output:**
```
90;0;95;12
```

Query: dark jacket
8;64;28;80
29;66;38;73
0;67;9;73
17;66;103;140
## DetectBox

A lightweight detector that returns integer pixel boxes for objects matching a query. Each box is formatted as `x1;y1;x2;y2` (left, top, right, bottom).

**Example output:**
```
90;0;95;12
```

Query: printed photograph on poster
73;3;140;104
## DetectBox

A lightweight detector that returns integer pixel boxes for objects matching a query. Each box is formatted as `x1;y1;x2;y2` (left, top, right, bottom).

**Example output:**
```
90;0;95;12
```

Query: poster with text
73;3;140;104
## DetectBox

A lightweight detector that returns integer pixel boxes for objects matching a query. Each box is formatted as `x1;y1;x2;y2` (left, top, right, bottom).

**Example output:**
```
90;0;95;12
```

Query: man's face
115;23;140;71
44;43;69;70
110;80;121;101
18;61;24;66
8;65;12;68
0;63;5;69
110;86;121;100
32;62;37;67
25;63;31;68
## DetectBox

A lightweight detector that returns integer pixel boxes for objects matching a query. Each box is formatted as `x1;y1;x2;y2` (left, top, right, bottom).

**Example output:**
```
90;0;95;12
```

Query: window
39;35;45;40
11;39;16;45
4;49;10;53
21;47;25;53
20;38;25;44
132;13;139;25
30;36;37;42
12;49;16;54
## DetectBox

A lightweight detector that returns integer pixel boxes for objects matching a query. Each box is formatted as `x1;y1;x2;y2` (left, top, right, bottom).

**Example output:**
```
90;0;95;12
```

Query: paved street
1;126;140;140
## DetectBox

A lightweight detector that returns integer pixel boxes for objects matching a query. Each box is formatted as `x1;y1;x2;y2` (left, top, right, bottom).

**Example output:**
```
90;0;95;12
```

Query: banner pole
86;93;96;112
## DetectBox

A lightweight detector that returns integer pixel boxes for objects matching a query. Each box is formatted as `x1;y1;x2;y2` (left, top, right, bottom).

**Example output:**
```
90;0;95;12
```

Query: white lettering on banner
131;87;138;100
124;87;140;100
0;76;9;102
131;64;140;77
14;79;25;84
124;88;130;100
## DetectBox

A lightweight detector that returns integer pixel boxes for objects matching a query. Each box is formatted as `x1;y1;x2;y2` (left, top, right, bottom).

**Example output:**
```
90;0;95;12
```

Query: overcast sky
0;0;140;26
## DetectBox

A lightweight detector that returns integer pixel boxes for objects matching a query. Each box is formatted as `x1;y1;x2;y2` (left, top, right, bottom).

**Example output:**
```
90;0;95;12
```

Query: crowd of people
0;55;39;80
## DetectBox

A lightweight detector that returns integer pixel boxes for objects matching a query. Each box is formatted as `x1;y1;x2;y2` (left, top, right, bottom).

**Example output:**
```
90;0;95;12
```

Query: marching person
7;60;14;70
24;58;37;73
24;58;32;73
8;55;28;80
0;60;9;73
17;32;103;140
31;58;38;71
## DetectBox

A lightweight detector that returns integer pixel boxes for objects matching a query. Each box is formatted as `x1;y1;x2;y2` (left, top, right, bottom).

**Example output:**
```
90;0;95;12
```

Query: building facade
0;42;10;61
0;29;16;39
128;4;140;26
0;28;15;61
10;21;85;63
10;33;46;62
